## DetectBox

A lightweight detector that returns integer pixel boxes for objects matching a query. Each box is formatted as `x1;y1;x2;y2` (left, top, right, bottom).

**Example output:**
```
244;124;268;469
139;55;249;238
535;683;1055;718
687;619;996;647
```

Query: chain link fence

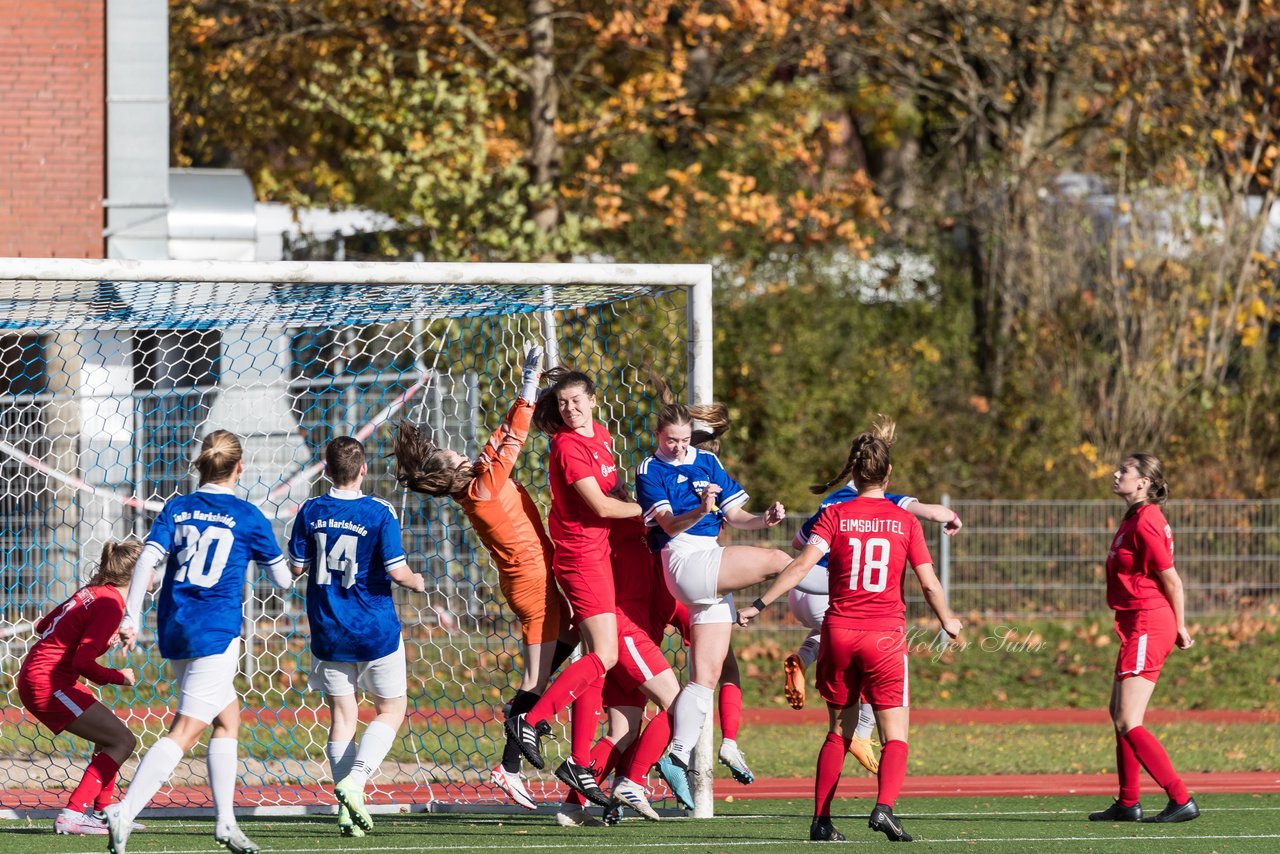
729;499;1280;622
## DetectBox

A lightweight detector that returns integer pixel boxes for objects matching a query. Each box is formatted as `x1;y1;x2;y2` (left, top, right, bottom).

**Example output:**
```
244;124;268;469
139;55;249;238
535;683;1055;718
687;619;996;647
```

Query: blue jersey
794;486;916;595
635;448;748;552
288;489;408;663
147;485;287;660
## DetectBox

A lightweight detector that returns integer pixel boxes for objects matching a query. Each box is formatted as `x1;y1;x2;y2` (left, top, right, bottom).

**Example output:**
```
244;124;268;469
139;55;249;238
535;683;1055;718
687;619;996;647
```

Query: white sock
797;633;821;668
119;737;184;825
207;738;239;832
347;721;397;789
854;702;876;740
326;739;356;784
668;683;714;765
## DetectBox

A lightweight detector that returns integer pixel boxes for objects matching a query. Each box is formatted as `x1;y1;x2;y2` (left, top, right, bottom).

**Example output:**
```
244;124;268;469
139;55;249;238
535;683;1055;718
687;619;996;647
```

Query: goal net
0;258;711;816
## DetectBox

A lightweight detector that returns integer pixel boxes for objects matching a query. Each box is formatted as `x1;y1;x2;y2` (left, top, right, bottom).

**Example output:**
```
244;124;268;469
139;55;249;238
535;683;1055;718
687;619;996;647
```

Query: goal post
0;258;713;818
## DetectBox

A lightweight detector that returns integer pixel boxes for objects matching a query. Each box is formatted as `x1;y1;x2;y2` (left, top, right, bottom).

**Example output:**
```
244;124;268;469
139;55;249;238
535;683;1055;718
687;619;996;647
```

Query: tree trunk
526;0;560;235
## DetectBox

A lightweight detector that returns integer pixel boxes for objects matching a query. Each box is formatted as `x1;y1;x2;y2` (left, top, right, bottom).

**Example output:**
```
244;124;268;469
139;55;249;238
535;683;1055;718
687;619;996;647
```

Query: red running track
743;707;1280;726
735;771;1280;800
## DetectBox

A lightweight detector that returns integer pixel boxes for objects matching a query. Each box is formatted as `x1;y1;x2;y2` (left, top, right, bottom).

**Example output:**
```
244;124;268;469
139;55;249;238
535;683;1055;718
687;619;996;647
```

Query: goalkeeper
394;345;577;811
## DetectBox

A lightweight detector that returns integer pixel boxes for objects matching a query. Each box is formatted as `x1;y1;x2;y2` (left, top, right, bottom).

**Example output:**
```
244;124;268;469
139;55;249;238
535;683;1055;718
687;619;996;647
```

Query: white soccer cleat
55;809;108;836
93;809;144;832
718;738;755;785
611;777;660;821
103;804;131;854
215;824;261;854
554;803;606;827
490;764;538;811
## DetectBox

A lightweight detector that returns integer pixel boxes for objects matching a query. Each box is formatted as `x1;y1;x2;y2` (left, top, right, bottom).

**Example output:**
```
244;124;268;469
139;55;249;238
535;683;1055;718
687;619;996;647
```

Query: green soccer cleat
334;777;374;832
337;804;366;838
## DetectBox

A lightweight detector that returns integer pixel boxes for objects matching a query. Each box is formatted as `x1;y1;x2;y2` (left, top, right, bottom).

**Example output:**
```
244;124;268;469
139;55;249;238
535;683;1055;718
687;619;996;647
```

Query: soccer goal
0;258;712;817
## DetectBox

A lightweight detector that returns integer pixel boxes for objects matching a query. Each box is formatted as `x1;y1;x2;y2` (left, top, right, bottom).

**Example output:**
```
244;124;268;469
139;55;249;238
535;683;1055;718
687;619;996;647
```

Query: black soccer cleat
1142;797;1200;823
554;758;612;807
602;804;624;826
809;816;846;842
1088;801;1143;822
504;713;552;770
868;803;913;842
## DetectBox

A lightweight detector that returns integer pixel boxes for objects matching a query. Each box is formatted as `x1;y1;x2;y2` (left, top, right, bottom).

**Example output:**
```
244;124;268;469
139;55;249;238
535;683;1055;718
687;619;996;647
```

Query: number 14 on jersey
314;532;359;589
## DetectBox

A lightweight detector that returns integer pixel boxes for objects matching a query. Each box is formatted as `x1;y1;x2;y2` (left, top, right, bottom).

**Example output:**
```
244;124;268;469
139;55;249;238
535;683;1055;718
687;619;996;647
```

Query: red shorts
553;552;616;623
816;622;909;709
1114;606;1176;681
603;613;671;711
18;678;96;734
668;602;692;645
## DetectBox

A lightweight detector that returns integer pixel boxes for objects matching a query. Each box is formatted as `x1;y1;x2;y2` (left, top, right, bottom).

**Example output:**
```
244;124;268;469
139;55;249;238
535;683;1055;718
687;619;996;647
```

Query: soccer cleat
337;804;366;838
93;809;144;832
490;764;538;811
602;804;624;826
717;739;755;785
554;758;611;807
55;810;108;835
849;735;880;774
334;776;374;832
103;803;131;854
554;803;606;827
612;777;660;821
809;816;846;842
214;825;261;854
784;654;806;710
505;713;552;771
1142;797;1200;823
656;753;696;811
1088;801;1143;822
868;803;913;842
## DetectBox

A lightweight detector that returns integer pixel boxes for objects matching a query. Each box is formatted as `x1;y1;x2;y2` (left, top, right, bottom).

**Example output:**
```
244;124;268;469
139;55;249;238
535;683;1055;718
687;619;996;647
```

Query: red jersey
19;585;128;690
807;497;931;630
548;422;619;553
1105;503;1175;611
610;517;662;623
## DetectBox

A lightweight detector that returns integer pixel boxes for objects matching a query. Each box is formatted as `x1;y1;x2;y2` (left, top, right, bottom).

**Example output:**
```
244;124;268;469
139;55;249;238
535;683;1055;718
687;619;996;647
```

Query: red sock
590;737;619;781
67;752;121;814
94;774;117;811
1116;732;1141;806
718;683;742;741
526;653;607;726
570;677;605;765
1125;726;1189;803
625;711;670;782
876;739;909;807
814;732;850;818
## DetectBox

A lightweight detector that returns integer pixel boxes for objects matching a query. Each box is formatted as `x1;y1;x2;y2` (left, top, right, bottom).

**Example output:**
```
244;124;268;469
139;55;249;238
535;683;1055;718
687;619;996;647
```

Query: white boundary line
47;834;1280;854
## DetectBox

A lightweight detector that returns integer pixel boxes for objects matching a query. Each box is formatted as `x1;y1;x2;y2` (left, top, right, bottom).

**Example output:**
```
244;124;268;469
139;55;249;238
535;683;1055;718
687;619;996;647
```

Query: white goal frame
0;257;717;819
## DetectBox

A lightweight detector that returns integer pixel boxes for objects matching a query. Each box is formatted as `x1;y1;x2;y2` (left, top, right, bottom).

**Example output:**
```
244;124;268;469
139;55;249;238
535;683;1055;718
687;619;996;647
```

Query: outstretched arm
909;501;962;536
572;476;642;520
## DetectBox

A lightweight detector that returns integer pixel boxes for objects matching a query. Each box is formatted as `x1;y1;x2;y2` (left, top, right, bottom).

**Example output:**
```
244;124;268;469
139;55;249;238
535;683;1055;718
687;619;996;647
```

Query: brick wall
0;2;105;257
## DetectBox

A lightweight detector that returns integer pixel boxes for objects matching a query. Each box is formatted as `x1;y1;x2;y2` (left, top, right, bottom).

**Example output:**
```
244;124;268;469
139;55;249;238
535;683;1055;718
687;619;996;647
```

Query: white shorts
313;640;407;699
788;589;829;632
173;637;241;724
661;536;737;625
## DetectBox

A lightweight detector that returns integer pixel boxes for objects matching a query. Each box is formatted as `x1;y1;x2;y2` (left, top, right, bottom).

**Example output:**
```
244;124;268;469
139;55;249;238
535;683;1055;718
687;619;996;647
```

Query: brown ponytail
88;539;143;587
195;430;243;484
647;369;731;447
1124;452;1169;518
392;421;476;496
811;416;896;494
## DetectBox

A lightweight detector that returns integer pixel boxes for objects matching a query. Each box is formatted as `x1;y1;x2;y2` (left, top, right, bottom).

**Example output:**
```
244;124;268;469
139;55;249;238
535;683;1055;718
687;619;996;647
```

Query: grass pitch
4;794;1278;853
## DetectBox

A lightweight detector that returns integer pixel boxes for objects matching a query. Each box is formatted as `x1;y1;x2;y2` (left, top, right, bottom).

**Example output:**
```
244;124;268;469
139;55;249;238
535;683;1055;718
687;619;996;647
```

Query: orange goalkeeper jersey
455;398;554;573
